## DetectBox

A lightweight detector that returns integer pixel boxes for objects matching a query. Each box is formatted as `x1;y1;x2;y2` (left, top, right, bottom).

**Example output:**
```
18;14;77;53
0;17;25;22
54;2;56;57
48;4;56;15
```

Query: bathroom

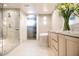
0;3;79;56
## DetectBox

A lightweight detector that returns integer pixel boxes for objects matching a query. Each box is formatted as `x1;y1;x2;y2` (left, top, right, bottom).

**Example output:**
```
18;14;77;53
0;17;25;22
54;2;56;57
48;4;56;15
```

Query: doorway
27;15;37;40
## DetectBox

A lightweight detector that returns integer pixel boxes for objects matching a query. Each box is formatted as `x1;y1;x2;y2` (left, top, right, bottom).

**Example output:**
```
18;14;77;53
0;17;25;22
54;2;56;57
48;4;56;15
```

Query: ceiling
2;3;57;14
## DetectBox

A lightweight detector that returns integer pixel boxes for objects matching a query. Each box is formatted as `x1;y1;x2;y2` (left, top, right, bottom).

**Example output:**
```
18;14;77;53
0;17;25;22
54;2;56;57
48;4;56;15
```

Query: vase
63;17;70;31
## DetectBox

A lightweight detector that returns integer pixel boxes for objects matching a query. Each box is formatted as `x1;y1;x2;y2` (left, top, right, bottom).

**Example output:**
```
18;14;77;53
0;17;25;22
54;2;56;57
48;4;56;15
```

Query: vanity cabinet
65;36;79;56
48;32;79;56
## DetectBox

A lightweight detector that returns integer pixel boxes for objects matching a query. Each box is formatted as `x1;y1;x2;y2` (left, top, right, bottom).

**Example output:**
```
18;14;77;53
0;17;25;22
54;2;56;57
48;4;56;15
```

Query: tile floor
6;40;52;56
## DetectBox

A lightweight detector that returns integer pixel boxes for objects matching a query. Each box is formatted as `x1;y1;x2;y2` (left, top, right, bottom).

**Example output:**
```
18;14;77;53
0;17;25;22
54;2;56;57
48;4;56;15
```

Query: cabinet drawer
51;39;58;51
51;46;58;56
51;33;58;41
53;40;58;50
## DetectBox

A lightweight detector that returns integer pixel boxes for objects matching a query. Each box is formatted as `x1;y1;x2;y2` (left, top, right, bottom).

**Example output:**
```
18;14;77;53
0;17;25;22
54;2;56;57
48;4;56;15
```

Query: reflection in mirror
69;14;76;25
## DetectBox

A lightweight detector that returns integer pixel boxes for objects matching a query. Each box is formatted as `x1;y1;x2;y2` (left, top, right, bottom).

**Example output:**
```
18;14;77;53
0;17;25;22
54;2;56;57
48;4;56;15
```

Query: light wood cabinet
48;32;79;56
66;36;79;56
59;34;66;56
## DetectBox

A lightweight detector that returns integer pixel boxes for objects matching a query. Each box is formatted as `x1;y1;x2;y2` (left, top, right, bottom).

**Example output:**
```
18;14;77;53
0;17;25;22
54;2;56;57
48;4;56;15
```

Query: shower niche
0;4;20;55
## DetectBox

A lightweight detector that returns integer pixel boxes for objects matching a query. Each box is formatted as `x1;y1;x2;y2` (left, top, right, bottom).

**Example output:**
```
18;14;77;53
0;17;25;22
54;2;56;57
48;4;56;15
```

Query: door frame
36;15;39;40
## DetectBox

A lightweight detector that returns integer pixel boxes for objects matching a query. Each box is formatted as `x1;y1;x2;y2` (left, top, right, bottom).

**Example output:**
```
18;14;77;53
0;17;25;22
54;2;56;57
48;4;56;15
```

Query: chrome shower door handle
15;28;19;30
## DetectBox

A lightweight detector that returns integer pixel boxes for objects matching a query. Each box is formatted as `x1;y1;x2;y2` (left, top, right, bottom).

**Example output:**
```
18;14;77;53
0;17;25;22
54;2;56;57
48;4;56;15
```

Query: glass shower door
0;4;20;55
2;8;20;55
0;4;3;56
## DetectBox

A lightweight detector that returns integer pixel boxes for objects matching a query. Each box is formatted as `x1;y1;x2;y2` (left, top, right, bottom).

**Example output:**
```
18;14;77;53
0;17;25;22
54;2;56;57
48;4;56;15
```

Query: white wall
38;14;52;33
20;11;27;43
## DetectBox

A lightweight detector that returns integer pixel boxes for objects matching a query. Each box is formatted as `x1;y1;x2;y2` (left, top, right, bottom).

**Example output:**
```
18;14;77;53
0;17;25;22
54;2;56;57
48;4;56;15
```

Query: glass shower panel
3;8;20;55
0;4;3;56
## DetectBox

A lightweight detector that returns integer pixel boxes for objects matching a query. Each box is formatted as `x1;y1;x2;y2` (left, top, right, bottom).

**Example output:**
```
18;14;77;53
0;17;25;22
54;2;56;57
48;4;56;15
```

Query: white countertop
49;30;79;38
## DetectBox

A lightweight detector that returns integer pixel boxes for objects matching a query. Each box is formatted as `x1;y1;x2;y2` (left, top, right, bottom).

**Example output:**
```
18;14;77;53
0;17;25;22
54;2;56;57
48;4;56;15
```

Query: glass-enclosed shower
0;4;20;55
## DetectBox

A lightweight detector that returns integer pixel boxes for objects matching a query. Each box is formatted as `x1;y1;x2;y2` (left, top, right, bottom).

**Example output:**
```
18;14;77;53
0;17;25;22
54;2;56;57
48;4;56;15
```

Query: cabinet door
51;33;58;41
50;39;58;56
66;36;79;56
59;34;66;56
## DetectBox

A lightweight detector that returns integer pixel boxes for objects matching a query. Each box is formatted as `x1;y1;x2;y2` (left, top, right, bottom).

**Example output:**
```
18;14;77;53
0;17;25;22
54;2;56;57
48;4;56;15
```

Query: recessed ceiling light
25;4;30;7
3;4;7;7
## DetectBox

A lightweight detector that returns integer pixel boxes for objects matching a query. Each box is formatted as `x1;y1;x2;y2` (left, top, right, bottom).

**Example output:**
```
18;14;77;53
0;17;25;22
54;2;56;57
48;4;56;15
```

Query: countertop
49;30;79;38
